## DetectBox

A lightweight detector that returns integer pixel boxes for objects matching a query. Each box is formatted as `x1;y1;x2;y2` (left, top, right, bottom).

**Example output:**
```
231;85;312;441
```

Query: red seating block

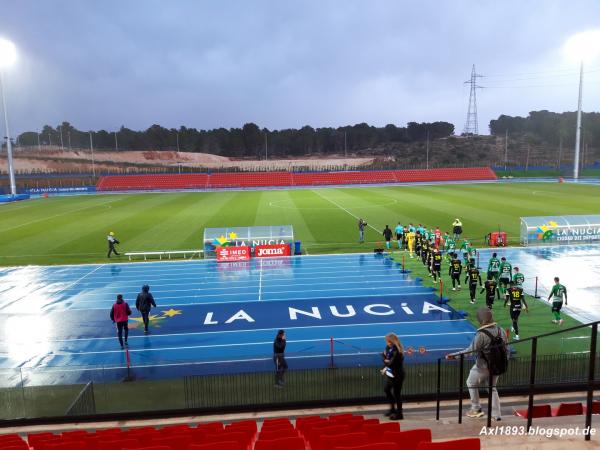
514;404;552;418
150;434;191;450
552;402;584;417
416;438;480;450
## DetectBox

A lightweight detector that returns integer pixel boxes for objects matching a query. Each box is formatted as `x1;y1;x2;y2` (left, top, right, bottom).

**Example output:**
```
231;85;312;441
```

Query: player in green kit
513;267;524;287
548;277;568;326
487;253;501;281
445;235;456;261
460;239;471;254
498;257;512;295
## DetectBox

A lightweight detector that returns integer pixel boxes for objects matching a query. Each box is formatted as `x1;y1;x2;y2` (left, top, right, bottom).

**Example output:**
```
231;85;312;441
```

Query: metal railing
435;320;599;441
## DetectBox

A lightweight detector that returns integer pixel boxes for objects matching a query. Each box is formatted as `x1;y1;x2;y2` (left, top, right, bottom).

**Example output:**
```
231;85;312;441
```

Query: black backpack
478;327;508;376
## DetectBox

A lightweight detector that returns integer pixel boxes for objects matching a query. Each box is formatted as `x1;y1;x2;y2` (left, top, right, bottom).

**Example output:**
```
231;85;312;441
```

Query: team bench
124;250;203;261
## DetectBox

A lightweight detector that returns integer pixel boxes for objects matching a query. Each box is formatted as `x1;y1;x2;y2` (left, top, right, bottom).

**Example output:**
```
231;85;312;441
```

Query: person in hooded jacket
446;308;508;421
135;284;157;333
110;294;132;349
273;329;288;387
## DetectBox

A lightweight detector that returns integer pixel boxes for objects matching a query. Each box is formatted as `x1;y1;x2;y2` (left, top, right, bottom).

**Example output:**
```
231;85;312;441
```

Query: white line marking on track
258;259;263;301
47;331;474;356
27;318;468;342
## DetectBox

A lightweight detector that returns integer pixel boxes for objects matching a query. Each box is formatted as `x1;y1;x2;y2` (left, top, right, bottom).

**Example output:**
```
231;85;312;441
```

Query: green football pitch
0;182;598;267
0;182;598;419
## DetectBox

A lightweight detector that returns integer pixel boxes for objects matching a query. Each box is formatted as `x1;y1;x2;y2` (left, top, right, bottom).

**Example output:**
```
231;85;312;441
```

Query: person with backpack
445;308;508;421
135;284;157;334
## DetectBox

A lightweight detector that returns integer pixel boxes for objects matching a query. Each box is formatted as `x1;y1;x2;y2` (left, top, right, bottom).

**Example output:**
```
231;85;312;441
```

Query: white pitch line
313;189;382;234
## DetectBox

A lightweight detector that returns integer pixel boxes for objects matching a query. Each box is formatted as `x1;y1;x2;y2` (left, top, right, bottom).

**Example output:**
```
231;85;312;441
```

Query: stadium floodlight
0;38;17;196
562;30;600;180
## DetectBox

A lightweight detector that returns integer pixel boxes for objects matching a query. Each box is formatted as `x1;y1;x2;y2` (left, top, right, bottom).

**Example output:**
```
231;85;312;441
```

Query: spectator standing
273;329;288;387
107;231;120;258
382;333;405;420
136;284;157;334
452;218;463;240
110;294;132;349
446;308;508;421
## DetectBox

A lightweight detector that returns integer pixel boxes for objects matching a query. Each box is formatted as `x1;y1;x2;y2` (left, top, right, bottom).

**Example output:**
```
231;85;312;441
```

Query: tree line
16;121;455;157
489;110;600;148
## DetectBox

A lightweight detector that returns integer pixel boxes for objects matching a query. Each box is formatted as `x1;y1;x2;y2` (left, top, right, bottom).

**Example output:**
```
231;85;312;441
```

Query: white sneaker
514;335;520;340
552;320;558;324
458;285;461;289
470;300;475;304
452;287;456;291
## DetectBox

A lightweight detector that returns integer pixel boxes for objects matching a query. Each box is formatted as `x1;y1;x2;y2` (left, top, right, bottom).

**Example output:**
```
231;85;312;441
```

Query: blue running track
0;253;476;385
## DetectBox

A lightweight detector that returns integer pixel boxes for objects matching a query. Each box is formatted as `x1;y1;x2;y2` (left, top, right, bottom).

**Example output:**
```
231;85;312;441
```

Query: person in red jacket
110;294;132;349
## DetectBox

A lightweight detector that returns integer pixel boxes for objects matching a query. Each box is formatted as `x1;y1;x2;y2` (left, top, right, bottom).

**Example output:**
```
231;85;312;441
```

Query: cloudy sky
1;0;600;136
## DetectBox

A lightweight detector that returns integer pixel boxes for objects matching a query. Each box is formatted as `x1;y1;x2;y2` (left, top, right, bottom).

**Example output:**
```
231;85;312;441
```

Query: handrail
436;320;598;441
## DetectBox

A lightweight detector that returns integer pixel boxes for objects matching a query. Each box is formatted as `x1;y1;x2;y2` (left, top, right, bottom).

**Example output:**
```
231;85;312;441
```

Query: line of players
390;224;564;341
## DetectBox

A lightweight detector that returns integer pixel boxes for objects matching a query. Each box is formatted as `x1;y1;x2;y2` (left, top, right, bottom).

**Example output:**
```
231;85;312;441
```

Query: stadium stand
96;167;497;191
6;414;479;450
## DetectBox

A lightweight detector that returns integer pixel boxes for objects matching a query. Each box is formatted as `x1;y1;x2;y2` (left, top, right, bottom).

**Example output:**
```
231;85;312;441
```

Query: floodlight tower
463;64;483;135
0;38;17;196
562;30;600;180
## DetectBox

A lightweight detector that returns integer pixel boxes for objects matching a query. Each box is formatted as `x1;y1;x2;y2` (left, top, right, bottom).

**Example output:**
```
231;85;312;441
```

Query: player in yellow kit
406;230;416;258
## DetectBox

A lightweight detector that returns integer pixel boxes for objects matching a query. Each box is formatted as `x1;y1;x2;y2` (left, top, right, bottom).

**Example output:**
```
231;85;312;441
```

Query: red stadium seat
383;429;432;450
307;425;351;447
318;432;369;450
416;438;480;450
254;436;305;450
197;422;225;433
514;404;552;418
552;402;584;417
258;428;299;440
189;442;242;450
2;446;29;450
333;444;398;450
584;400;600;415
97;438;139;450
360;422;401;441
123;447;171;450
47;441;88;450
150;434;191;450
28;432;57;448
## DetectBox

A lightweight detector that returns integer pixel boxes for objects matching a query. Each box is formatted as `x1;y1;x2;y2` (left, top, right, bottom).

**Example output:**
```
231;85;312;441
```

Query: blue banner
24;186;96;194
